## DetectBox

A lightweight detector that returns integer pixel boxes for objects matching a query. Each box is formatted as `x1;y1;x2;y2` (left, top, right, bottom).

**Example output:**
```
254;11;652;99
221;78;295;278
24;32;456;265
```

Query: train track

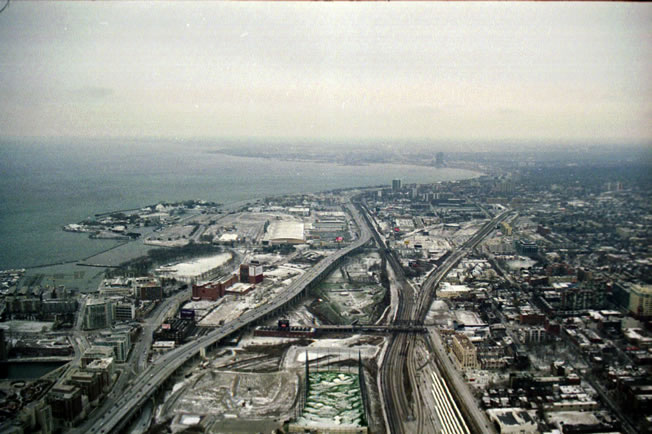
357;199;511;434
356;200;417;433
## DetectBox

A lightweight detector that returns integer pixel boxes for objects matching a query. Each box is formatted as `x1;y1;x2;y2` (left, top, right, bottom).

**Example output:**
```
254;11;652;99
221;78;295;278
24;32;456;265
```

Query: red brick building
192;274;238;301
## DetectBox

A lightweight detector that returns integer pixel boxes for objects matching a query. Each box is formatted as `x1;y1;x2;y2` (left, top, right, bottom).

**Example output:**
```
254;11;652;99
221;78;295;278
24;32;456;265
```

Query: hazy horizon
1;2;650;146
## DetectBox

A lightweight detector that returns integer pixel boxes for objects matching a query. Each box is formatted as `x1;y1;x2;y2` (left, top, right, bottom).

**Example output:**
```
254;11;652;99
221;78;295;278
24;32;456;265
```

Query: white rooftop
266;220;305;242
157;253;231;278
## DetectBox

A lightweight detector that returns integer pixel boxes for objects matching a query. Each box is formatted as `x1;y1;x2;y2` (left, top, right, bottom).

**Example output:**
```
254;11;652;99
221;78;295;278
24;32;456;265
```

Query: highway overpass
87;202;372;434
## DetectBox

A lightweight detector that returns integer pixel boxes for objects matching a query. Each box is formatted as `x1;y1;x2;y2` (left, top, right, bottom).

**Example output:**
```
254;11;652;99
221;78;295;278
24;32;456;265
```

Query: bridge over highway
84;201;372;434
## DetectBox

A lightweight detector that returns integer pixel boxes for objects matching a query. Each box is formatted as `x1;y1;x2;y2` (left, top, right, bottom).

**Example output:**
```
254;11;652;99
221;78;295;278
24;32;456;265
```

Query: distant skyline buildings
0;3;650;145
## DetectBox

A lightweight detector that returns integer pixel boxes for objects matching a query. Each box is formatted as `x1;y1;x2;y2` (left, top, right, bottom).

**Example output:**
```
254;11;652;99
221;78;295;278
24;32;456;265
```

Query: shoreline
4;162;483;271
210;149;486;176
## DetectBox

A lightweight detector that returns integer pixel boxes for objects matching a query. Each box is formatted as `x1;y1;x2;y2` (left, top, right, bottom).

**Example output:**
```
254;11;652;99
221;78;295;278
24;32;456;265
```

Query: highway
69;288;192;434
86;201;372;434
134;289;192;373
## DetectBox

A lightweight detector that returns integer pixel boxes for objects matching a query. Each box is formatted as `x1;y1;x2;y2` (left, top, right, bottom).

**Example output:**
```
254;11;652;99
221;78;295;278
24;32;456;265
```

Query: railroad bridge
314;324;427;334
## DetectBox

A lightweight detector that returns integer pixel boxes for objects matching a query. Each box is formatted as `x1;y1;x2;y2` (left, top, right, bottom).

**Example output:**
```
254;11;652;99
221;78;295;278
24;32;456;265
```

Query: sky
0;2;650;146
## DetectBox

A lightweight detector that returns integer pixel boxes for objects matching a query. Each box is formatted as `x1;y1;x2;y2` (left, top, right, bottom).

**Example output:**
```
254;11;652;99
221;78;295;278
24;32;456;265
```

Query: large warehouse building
264;220;305;245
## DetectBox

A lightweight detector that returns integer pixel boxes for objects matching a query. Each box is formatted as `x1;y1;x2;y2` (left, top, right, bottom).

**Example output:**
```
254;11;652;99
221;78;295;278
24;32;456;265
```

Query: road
85;200;372;434
69;289;190;434
133;289;192;373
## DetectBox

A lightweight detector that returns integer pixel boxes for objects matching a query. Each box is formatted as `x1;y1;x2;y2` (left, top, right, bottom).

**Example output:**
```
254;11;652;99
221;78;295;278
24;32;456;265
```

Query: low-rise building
138;282;163;300
81;346;115;367
191;274;238;301
487;408;538;434
153;319;195;344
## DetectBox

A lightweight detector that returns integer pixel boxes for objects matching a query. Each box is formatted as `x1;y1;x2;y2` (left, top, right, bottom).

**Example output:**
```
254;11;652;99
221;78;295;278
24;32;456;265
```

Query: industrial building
239;263;264;284
486;408;538;434
312;211;347;233
191;274;238;301
264;220;305;245
192;265;263;301
224;282;254;296
153;318;195;344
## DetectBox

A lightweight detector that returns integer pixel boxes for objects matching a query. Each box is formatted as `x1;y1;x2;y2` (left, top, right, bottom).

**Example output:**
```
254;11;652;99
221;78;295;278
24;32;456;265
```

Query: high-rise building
70;370;102;403
240;264;264;284
451;333;478;370
47;385;83;423
435;152;444;166
83;298;115;330
95;334;130;363
0;328;6;361
630;284;652;318
392;179;401;192
114;302;135;322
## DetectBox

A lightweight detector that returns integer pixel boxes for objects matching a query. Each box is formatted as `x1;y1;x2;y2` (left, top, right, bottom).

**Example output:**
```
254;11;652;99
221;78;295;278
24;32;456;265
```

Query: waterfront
0;361;66;380
0;139;479;270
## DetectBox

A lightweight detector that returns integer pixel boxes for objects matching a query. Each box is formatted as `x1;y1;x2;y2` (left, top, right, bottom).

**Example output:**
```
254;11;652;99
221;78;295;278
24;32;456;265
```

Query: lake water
0;361;66;379
0;139;479;269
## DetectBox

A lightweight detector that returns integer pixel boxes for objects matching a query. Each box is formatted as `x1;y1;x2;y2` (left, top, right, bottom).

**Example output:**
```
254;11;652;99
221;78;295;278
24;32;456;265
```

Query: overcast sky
0;2;650;145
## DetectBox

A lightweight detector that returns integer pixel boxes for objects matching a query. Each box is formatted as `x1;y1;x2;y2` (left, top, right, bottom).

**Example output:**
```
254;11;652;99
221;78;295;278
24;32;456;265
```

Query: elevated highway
86;202;372;434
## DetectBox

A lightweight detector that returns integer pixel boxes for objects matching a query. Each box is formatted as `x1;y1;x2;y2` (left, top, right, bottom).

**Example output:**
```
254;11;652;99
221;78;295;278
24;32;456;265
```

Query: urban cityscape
1;2;650;434
0;148;650;434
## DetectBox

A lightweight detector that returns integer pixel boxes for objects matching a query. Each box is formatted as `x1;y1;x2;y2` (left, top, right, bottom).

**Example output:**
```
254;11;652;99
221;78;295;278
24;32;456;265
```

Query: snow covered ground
294;372;365;429
506;256;538;270
284;337;382;370
166;370;299;420
0;320;54;334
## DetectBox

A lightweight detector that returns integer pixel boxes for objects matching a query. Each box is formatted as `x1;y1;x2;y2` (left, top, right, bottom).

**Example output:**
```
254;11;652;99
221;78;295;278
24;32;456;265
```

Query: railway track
357;198;511;434
356;200;418;433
